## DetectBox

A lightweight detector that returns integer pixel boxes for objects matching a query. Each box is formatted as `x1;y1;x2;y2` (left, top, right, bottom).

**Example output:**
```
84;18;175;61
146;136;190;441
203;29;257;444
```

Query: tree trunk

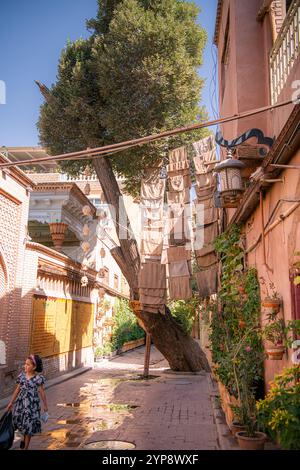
93;156;210;372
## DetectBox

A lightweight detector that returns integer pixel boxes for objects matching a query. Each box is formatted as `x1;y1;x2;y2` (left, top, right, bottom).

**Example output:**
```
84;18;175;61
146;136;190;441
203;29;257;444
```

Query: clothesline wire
0;98;295;169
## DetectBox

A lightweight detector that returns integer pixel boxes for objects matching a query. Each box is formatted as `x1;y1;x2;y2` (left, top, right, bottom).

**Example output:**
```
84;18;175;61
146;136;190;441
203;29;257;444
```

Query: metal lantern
81;241;90;252
100;247;106;258
214;150;246;208
82;205;92;216
82;223;90;236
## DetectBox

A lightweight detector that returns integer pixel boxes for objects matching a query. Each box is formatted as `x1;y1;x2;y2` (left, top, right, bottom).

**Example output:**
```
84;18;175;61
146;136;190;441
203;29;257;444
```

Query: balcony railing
270;0;300;104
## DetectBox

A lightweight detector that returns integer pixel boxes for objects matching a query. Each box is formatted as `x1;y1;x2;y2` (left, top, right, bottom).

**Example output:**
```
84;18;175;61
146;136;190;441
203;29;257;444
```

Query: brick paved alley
10;346;231;451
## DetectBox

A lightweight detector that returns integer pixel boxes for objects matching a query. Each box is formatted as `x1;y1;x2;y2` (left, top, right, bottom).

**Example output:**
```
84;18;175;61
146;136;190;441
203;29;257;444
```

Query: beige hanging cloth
169;260;190;278
167;160;189;173
168;277;192;300
195;266;218;297
169;146;188;164
139;262;166;289
140;227;163;256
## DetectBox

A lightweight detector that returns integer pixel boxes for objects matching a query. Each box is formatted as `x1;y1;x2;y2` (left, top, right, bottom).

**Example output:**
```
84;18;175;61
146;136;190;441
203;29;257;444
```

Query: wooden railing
270;0;300;104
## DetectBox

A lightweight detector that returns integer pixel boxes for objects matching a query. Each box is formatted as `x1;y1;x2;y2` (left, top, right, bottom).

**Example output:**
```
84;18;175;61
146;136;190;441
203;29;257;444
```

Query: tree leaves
37;0;207;196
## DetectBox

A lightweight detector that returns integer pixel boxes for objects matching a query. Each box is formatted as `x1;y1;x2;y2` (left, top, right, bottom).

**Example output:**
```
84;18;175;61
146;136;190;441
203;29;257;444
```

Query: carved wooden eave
214;0;224;45
230;103;300;225
257;0;273;21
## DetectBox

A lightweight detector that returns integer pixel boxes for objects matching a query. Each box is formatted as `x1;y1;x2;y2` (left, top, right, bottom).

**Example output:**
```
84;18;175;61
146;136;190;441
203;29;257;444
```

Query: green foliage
210;225;264;423
256;366;300;449
168;297;199;335
111;298;145;349
38;0;208;196
94;341;114;358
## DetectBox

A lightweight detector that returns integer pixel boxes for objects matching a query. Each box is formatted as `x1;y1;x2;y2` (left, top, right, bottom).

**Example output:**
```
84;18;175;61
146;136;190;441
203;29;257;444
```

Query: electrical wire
0;98;295;170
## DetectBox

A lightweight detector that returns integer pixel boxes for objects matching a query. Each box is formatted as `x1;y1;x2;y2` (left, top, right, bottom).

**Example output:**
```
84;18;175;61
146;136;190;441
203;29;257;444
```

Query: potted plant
230;404;246;436
262;319;286;360
260;279;282;313
235;382;267;450
256;366;300;450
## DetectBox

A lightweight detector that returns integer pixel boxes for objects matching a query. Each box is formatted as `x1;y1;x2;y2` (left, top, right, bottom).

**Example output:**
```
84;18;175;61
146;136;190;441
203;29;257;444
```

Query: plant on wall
210;224;264;401
256;366;300;450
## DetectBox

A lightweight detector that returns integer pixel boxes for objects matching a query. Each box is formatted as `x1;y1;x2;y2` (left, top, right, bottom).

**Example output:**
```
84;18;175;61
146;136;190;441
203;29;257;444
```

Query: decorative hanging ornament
83;183;91;195
83;224;90;236
98;209;107;220
81;275;88;287
100;247;106;259
82;205;92;216
81;241;90;253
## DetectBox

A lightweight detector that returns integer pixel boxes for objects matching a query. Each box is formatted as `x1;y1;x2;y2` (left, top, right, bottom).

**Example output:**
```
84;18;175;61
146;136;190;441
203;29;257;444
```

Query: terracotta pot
266;345;285;360
231;421;246;436
236;431;266;450
261;298;282;313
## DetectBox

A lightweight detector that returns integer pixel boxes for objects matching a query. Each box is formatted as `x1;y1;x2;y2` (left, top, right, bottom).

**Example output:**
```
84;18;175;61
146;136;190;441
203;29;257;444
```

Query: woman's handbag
0;411;15;450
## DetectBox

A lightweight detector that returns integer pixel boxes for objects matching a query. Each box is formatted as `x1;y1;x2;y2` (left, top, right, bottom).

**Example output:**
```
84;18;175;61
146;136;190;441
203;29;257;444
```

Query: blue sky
0;0;218;147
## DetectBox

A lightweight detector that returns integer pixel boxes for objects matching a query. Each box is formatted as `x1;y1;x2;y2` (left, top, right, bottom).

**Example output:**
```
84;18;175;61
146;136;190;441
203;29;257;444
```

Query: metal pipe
260;190;273;272
143;333;151;379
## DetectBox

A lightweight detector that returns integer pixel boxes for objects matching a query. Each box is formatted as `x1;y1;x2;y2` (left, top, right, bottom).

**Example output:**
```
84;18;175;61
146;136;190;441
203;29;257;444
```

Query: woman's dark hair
28;354;43;373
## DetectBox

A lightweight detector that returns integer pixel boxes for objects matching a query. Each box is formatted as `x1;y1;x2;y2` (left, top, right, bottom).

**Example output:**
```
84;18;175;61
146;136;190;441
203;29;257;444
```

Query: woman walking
6;354;48;450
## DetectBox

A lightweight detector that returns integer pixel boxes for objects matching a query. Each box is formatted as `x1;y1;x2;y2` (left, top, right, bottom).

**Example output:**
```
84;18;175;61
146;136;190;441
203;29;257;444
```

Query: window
114;274;119;291
103;267;109;285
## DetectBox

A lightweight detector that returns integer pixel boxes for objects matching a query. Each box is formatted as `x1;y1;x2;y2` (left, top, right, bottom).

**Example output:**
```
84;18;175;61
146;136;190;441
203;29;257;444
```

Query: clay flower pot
236;431;267;450
266;345;285;360
261;298;282;313
231;421;246;436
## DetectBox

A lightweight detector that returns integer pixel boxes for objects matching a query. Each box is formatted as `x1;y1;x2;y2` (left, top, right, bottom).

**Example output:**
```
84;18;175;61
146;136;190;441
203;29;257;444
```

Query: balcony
270;0;300;104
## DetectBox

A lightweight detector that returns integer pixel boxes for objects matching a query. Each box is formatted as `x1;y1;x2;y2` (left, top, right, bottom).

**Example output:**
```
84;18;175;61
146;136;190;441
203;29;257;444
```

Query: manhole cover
84;440;136;450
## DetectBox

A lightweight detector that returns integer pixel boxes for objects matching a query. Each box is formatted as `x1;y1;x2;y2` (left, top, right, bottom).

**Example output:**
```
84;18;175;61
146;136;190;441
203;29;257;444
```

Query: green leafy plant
111;298;145;350
168;297;200;335
210;225;264;402
256;366;300;449
259;278;281;301
94;342;114;358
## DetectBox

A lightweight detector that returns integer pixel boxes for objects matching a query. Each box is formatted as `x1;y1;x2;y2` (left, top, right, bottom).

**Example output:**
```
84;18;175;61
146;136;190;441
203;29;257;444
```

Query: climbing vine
210;224;264;399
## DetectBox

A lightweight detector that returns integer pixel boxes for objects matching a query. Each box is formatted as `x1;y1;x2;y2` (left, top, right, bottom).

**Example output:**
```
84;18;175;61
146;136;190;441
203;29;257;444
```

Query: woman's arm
38;385;48;412
6;384;21;411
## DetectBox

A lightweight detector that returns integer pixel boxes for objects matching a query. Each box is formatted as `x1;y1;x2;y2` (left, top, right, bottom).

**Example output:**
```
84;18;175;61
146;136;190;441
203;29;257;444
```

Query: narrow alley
11;347;227;451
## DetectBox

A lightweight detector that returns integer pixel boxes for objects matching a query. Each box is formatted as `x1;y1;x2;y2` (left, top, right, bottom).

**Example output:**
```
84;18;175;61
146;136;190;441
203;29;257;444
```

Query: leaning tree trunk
93;156;210;372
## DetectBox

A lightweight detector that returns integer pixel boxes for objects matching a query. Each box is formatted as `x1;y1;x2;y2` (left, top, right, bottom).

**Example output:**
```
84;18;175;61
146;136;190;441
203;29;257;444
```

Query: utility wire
0;98;295;170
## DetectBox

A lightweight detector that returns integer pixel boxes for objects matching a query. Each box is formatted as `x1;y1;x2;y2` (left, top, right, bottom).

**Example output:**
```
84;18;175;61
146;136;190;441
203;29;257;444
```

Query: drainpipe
260;190;273;272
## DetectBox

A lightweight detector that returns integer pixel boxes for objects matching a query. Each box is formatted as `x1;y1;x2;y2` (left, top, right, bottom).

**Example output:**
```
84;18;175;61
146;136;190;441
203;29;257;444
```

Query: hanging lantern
82;223;90;236
214;150;246;208
81;241;90;252
100;247;106;259
81;275;88;287
98;209;107;220
82;205;92;216
83;183;91;195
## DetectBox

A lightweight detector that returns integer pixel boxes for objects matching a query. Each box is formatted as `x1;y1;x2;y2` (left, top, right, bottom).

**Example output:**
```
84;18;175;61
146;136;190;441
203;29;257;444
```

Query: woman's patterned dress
12;372;45;436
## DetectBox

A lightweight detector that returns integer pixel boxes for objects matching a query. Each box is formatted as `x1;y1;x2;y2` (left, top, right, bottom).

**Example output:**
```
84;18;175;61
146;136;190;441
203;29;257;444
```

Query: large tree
38;0;210;371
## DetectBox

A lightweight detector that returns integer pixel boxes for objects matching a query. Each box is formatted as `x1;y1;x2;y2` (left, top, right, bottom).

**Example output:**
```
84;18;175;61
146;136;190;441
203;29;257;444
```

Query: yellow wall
30;295;93;358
